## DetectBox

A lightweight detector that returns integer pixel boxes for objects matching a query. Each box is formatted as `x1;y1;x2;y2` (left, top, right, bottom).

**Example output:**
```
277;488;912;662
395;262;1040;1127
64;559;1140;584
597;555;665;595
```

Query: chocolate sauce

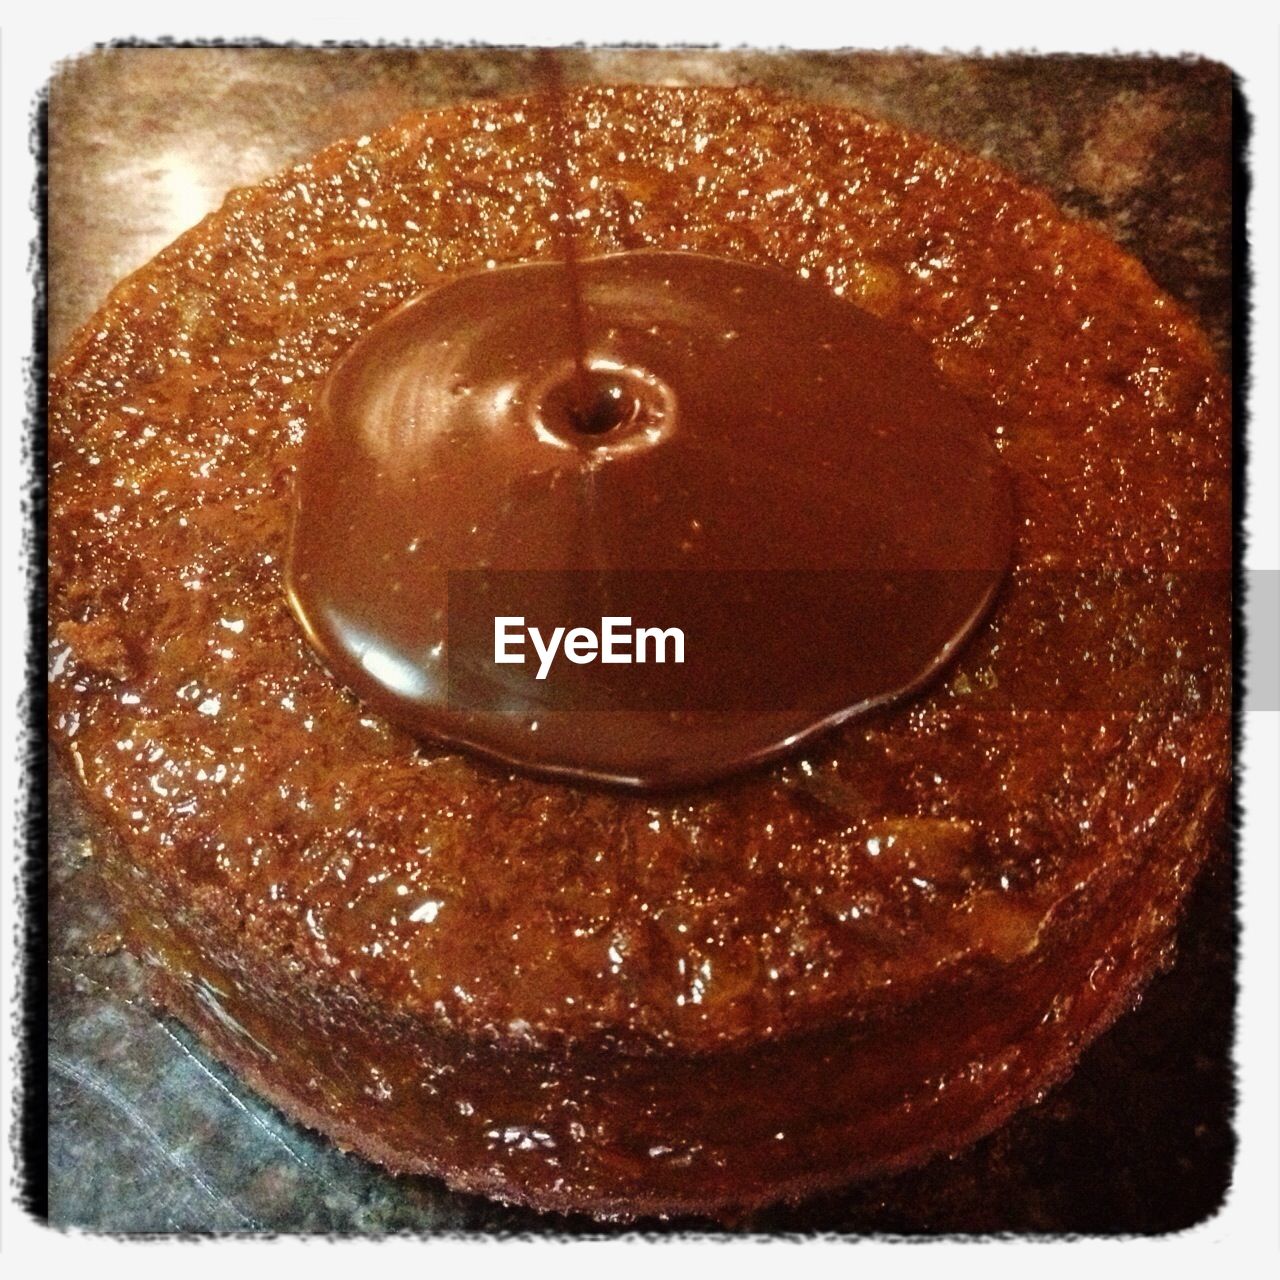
285;250;1013;788
536;51;593;421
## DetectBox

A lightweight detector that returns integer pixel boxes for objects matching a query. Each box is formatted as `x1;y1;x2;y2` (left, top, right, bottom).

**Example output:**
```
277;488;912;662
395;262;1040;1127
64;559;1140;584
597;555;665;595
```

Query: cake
48;85;1231;1219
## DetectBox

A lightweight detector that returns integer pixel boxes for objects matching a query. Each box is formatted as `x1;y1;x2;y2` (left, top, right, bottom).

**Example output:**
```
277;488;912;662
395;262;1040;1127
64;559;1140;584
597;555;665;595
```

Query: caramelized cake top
50;86;1230;1052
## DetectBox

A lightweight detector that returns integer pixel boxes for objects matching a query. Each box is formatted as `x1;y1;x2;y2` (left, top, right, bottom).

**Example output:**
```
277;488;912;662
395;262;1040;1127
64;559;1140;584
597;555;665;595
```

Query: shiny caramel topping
286;250;1012;787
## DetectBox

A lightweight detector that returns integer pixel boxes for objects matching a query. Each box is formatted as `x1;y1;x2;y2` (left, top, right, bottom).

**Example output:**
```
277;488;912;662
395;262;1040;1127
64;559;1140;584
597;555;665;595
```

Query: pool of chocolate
286;249;1013;787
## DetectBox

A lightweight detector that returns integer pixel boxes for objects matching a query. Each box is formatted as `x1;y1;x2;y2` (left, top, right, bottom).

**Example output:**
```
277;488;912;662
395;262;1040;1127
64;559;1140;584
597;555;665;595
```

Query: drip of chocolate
286;249;1014;788
537;50;594;421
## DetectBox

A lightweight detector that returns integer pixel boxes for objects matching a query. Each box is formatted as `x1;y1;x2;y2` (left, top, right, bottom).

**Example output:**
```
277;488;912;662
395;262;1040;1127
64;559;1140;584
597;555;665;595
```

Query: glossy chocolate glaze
286;251;1013;787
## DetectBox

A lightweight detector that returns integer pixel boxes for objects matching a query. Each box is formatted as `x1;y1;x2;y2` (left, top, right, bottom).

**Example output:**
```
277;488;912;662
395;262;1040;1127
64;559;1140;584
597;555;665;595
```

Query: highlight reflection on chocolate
286;250;1014;787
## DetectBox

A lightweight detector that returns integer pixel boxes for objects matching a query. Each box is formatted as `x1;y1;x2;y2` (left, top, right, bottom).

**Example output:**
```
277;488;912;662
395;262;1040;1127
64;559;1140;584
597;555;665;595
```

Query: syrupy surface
287;250;1012;786
48;87;1230;1211
123;807;1215;1218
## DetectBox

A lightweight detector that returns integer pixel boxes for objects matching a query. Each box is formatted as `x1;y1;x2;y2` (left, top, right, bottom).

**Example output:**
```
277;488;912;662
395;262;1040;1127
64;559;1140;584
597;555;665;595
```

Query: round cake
48;85;1231;1219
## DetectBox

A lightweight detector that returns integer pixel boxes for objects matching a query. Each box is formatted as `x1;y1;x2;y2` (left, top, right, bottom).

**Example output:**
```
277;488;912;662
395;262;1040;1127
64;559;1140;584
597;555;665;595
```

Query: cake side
82;756;1223;1218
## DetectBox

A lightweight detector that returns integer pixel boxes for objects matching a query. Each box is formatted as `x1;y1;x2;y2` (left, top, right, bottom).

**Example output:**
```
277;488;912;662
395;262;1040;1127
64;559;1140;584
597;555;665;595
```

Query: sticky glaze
48;85;1230;1216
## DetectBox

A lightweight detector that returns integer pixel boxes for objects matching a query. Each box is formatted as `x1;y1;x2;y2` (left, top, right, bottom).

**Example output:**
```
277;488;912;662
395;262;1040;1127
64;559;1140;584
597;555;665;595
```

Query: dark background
46;47;1235;1234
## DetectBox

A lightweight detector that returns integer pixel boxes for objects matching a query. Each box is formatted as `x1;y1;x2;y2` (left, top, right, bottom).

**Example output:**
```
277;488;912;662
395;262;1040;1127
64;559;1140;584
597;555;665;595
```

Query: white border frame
3;3;1277;1269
